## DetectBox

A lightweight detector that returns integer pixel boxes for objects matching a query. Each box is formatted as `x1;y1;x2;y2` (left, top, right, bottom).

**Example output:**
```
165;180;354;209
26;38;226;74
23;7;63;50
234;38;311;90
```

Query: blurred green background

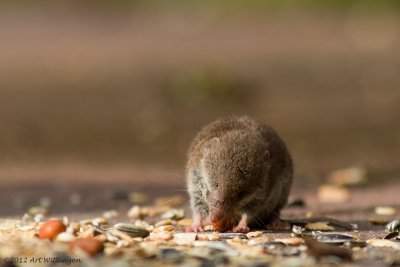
1;0;399;179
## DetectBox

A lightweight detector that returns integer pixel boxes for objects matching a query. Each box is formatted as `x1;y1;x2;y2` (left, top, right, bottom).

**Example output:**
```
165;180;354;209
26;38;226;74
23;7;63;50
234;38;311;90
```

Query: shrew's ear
204;137;221;157
208;137;221;149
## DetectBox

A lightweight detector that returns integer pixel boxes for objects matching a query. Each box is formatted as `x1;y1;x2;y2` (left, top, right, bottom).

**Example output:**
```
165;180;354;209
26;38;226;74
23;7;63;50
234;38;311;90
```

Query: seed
197;234;208;241
138;243;158;258
306;212;315;218
20;213;35;226
77;227;95;238
161;209;185;220
109;229;134;243
305;222;334;231
246;231;263;238
226;238;248;246
157;232;174;241
134;220;150;228
314;232;354;244
67;223;80;235
327;166;366;186
69;238;104;256
383;231;399;240
38;220;67;240
292;225;305;236
203;225;215;231
92;217;108;226
369;218;389;225
218;233;248;240
104;246;118;256
366;239;400;249
173;233;197;245
317;185;350;203
80;219;92;225
386;220;400;232
155;219;174;227
62;216;69;226
375;206;396;216
28;206;48;216
105;232;120;243
247;236;273;246
0;219;19;230
208;233;221;241
305;238;352;261
55;232;76;242
94;234;107;242
153;225;174;233
34;214;45;223
117;240;131;248
127;206;145;219
113;223;150;238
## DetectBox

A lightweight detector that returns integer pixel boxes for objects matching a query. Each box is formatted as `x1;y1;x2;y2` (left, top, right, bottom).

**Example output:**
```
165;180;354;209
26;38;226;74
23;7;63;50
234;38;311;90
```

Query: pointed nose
210;207;224;224
210;207;237;232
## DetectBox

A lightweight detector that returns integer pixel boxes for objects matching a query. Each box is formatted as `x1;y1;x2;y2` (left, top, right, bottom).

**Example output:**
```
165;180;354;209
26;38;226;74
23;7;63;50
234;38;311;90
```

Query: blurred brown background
0;1;399;214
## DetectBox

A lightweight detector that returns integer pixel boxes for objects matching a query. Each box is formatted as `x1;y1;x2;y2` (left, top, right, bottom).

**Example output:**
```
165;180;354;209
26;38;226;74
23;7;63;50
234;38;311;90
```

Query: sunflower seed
218;233;248;240
161;209;184;220
386;220;400;232
383;231;399;240
314;232;354;244
113;223;150;238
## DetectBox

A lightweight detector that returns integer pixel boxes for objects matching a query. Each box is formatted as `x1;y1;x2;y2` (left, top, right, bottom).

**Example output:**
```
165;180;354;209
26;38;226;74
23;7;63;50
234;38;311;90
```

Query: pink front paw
185;224;203;232
232;213;249;233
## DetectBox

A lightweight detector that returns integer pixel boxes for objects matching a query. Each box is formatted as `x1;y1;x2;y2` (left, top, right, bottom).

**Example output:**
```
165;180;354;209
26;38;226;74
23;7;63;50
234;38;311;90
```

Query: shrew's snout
209;200;237;232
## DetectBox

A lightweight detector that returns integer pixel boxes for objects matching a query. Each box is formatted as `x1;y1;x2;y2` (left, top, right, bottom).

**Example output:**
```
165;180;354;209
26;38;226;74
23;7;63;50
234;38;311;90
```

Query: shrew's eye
237;191;246;199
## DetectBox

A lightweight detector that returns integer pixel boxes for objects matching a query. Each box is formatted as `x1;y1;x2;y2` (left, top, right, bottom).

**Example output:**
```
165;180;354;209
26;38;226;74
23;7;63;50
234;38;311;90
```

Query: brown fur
186;116;293;229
